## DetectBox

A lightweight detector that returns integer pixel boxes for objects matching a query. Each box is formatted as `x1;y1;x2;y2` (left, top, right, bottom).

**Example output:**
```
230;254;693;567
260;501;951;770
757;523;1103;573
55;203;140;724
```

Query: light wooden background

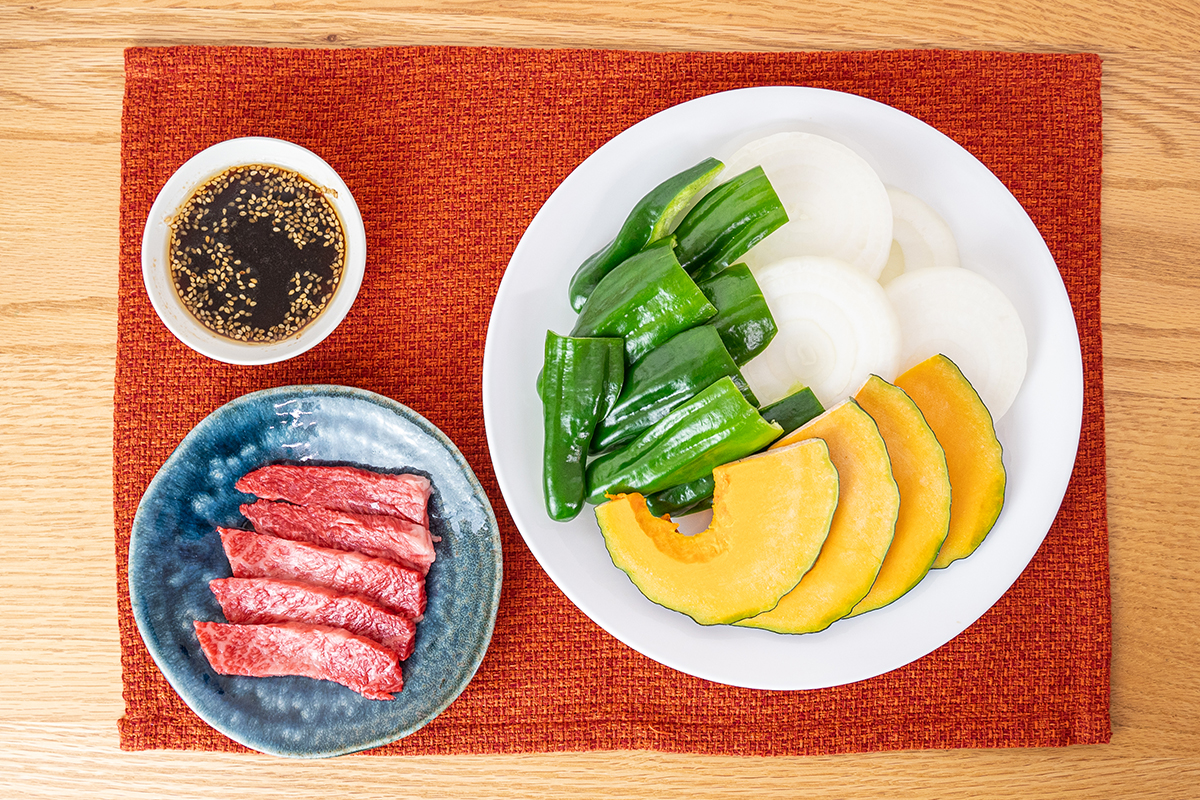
2;2;1198;798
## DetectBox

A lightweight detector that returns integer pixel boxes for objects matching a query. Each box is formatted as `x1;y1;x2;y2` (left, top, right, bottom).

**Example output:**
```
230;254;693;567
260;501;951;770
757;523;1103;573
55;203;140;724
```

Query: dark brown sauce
168;165;345;343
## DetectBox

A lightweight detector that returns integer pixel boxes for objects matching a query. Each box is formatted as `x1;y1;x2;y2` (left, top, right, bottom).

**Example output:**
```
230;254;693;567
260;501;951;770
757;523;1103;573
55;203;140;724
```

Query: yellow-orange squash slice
848;375;951;616
595;438;839;626
738;399;899;634
894;354;1006;568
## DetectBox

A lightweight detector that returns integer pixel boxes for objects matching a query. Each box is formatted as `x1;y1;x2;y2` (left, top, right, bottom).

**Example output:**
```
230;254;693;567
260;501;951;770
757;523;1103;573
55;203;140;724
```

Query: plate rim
128;383;503;757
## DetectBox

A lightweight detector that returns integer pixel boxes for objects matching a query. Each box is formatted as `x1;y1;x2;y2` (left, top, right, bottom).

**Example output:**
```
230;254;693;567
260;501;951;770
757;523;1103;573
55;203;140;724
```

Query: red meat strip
219;528;426;621
194;620;405;700
241;500;435;576
210;577;417;660
236;464;432;526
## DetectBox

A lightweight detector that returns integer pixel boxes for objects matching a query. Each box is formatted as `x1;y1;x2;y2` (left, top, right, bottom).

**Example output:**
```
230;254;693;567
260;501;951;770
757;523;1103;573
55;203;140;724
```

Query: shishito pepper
696;262;778;365
758;384;825;430
568;157;725;312
672;166;789;283
644;475;717;519
571;241;717;365
540;331;625;521
591;325;757;454
644;386;825;517
585;376;782;505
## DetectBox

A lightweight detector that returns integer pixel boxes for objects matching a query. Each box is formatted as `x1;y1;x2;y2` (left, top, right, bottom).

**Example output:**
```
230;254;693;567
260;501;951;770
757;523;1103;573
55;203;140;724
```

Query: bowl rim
140;136;367;365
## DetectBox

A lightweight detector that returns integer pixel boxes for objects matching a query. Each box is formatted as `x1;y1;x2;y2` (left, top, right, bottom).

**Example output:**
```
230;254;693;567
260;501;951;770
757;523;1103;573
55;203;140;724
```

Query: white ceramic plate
482;87;1083;690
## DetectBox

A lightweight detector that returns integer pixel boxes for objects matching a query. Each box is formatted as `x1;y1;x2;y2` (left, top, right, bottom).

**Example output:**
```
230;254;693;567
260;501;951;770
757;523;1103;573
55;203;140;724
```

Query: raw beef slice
236;464;432;526
219;528;426;621
210;577;417;659
241;500;436;575
194;620;404;700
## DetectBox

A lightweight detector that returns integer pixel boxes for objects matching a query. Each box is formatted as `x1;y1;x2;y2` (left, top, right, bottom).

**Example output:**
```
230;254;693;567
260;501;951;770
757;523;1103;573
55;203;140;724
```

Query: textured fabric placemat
116;46;1107;755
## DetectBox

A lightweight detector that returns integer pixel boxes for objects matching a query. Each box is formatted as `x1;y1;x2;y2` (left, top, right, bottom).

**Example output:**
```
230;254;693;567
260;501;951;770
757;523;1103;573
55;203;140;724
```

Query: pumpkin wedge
848;375;951;616
737;399;899;634
894;354;1005;568
595;438;839;626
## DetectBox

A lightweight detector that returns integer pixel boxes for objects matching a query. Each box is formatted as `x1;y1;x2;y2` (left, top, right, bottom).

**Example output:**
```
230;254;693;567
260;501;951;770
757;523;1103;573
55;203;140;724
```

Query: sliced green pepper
568;157;724;312
759;385;825;430
644;386;825;517
672;166;789;283
585;376;782;505
591;325;756;454
540;331;624;521
644;475;716;518
697;262;778;365
572;242;716;365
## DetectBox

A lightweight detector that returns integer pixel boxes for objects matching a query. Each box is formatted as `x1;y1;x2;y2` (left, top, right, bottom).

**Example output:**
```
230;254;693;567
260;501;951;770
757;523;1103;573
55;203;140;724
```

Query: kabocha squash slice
848;375;951;616
737;399;899;634
894;354;1005;568
595;438;839;627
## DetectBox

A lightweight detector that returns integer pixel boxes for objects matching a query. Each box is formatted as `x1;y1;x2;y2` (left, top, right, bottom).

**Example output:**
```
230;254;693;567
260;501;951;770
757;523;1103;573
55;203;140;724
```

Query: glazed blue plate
128;385;502;758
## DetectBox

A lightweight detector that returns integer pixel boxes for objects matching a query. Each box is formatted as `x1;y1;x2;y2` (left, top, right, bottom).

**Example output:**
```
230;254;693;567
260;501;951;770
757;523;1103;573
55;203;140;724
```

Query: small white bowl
141;137;366;365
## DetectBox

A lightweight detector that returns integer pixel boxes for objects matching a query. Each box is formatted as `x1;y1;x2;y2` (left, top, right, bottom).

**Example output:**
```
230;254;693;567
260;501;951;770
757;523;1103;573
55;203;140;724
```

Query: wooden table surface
3;2;1199;797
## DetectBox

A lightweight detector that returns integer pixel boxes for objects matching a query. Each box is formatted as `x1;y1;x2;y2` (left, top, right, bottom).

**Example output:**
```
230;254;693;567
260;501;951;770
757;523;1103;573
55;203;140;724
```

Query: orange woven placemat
116;46;1107;755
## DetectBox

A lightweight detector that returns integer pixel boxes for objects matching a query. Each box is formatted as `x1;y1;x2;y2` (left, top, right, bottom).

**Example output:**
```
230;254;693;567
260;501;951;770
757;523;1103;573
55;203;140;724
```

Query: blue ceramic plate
128;385;502;758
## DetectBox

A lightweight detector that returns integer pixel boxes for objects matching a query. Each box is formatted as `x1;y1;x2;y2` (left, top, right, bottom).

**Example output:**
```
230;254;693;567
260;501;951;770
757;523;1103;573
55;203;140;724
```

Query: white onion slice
719;132;894;279
741;256;901;407
886;267;1028;420
877;186;961;285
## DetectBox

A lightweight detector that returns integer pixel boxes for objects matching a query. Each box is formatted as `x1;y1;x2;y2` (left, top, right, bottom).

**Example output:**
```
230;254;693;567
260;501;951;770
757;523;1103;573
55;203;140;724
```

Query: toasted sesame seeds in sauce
168;164;345;343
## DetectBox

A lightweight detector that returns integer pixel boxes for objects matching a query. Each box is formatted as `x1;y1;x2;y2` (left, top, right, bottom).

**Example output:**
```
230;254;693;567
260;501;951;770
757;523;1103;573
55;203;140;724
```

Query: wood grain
2;2;1199;797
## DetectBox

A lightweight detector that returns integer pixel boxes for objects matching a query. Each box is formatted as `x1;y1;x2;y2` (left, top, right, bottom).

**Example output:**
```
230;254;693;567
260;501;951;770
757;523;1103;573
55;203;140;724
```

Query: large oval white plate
482;87;1083;690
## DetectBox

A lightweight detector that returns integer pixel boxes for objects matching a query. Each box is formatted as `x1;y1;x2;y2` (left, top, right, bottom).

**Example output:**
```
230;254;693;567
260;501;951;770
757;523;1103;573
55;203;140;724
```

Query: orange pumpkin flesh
894;354;1006;569
595;438;839;626
737;399;899;634
848;375;951;616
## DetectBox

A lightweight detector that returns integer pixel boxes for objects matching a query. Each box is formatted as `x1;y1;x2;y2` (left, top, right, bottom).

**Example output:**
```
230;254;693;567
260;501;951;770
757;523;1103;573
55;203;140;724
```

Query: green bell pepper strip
567;157;725;312
591;325;757;454
696;262;778;365
644;386;825;517
540;331;625;521
672;165;789;284
585;376;782;505
571;241;717;366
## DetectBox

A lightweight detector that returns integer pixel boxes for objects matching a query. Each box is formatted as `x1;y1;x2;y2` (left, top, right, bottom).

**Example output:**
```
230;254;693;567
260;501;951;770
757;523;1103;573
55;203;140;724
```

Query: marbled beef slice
210;577;417;659
240;499;435;575
235;464;432;526
218;528;426;621
194;620;405;700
